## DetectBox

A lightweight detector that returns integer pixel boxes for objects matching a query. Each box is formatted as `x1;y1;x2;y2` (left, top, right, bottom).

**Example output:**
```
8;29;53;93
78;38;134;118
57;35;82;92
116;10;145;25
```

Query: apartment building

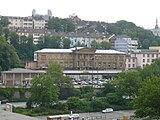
1;16;46;29
114;35;138;53
26;47;126;70
15;28;45;44
68;33;110;48
126;47;160;70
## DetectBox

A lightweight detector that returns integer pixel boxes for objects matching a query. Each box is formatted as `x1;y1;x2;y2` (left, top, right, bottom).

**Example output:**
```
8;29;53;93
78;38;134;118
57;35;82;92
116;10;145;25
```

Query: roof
95;50;126;54
35;47;84;53
35;48;126;54
2;68;45;74
2;69;123;74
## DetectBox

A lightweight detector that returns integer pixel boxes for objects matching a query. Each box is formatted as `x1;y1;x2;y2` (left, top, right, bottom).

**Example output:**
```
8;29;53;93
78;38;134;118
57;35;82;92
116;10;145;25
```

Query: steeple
155;18;159;29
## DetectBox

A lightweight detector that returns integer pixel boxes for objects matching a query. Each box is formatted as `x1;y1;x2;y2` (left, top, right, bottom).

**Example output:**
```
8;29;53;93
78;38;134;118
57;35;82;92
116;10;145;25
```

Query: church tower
155;18;159;29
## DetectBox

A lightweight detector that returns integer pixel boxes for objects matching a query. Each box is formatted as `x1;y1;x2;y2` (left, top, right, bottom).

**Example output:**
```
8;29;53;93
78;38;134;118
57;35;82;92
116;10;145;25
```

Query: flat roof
2;68;45;74
2;68;122;74
35;48;126;54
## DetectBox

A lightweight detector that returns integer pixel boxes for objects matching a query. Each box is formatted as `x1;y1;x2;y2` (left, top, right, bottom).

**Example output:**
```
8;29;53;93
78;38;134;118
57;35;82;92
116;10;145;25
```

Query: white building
114;35;138;53
68;33;110;48
126;47;160;70
1;16;46;29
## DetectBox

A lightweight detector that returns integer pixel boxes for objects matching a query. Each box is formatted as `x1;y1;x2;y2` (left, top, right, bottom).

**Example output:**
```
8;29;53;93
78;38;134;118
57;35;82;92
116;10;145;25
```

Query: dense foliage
107;20;160;49
132;76;160;118
0;36;20;71
47;17;75;32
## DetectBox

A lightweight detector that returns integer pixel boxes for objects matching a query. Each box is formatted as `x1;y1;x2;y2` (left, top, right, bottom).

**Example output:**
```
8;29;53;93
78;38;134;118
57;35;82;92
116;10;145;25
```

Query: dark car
0;99;9;104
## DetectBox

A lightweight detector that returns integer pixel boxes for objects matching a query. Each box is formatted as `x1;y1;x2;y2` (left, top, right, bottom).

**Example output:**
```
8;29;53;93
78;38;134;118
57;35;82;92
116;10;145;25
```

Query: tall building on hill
150;18;160;36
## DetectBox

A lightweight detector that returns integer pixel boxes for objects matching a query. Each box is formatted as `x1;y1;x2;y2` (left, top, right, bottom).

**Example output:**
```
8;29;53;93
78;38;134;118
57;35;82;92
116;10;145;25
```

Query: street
36;110;135;120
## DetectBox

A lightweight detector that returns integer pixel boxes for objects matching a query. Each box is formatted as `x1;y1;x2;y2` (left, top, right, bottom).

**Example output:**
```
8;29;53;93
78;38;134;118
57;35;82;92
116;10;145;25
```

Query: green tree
27;74;59;108
100;81;116;96
66;97;91;112
0;36;20;70
0;17;10;36
48;17;75;32
62;38;71;49
115;70;142;98
100;41;111;49
132;76;160;118
46;61;73;89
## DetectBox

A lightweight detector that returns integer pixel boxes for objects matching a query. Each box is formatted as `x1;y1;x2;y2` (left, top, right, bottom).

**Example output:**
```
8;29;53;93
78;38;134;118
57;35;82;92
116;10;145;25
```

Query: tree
115;70;142;98
100;41;111;50
0;36;20;70
27;74;59;108
66;97;91;112
62;38;71;49
47;17;75;32
0;17;10;36
46;61;73;89
132;76;160;118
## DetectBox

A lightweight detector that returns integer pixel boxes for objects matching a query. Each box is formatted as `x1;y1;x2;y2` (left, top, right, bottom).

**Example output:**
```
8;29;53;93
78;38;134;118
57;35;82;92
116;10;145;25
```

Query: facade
1;16;46;30
27;47;126;70
126;47;160;70
1;68;45;87
68;33;110;48
114;35;138;53
15;28;45;44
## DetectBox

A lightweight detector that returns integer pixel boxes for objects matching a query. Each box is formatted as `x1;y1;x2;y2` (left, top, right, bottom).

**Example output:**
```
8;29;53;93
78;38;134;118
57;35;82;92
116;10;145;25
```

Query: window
41;55;46;60
132;64;135;68
143;54;145;57
128;59;130;62
156;54;159;57
132;58;135;62
147;59;150;62
152;54;154;57
128;64;130;68
147;54;150;57
143;59;145;62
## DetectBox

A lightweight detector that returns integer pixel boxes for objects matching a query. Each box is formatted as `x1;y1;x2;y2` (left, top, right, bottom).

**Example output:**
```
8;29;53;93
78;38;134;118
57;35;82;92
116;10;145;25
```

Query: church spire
155;18;159;29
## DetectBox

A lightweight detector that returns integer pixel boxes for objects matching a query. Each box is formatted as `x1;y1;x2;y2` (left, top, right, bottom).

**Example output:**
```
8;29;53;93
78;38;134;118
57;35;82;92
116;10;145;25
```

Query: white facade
69;36;93;47
33;19;46;29
68;35;109;48
126;48;160;70
2;16;45;29
115;35;138;53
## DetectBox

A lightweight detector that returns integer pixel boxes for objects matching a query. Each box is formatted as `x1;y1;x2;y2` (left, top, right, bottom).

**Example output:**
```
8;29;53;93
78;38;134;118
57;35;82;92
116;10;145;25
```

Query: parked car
0;99;9;104
102;108;113;113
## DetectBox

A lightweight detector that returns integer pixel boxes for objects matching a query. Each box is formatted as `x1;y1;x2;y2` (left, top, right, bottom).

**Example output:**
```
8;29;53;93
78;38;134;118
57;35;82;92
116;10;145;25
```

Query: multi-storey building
26;47;126;70
126;47;160;70
114;35;138;53
1;16;46;29
15;28;45;44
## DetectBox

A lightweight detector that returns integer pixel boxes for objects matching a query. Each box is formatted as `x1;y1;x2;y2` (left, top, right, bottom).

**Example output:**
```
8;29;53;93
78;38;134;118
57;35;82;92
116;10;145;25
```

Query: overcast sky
0;0;159;29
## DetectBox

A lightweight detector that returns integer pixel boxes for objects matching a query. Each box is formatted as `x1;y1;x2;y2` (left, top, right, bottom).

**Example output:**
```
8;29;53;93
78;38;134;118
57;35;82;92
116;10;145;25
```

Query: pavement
0;104;40;120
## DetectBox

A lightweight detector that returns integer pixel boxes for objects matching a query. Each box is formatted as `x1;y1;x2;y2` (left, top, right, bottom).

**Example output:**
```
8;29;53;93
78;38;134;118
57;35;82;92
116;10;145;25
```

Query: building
26;47;126;71
126;47;160;70
114;35;138;53
150;18;160;36
15;28;45;44
1;68;45;87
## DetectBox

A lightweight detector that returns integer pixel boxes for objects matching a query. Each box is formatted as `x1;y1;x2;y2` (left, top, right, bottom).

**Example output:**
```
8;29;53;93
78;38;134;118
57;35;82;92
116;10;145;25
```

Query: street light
91;57;94;89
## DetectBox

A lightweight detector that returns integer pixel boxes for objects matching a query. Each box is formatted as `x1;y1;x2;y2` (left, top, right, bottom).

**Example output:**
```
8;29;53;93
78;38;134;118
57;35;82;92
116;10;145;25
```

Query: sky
0;0;159;29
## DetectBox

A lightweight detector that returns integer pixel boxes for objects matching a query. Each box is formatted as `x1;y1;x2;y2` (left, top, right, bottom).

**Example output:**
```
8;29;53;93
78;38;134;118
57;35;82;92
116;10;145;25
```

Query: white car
102;108;113;113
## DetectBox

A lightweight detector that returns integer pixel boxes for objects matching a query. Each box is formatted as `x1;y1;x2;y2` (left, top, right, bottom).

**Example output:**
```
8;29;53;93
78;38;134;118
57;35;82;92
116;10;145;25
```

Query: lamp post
91;57;94;89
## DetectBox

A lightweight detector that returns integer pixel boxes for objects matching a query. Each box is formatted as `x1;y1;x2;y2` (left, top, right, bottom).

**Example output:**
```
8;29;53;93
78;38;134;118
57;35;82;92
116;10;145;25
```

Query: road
0;102;135;120
36;110;135;120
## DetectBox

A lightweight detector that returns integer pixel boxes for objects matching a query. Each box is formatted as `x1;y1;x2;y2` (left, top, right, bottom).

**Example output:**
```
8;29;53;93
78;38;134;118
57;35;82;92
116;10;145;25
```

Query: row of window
143;54;159;57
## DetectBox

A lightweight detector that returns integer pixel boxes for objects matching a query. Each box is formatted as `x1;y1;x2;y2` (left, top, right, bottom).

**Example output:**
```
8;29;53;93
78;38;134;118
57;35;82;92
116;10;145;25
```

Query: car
102;108;113;113
69;114;79;119
0;99;9;104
